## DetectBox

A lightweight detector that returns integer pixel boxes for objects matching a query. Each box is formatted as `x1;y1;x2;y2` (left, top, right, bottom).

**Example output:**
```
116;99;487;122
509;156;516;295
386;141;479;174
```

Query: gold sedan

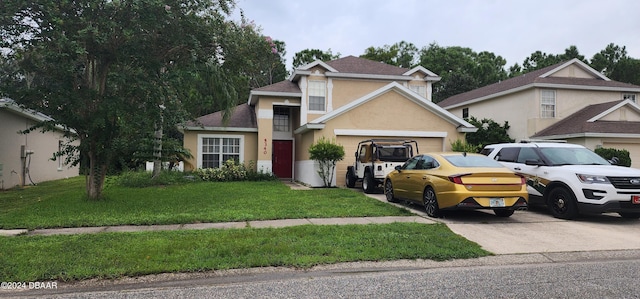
384;152;528;218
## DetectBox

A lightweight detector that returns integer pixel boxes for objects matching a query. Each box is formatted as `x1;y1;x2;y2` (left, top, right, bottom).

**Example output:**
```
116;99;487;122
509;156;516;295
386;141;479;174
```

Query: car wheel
494;209;514;217
384;180;397;203
547;187;578;220
363;171;375;194
619;212;640;219
423;187;441;218
345;168;356;188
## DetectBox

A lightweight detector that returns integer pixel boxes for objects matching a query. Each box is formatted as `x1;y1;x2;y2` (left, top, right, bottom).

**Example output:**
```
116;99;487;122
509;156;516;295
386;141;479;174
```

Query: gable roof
531;99;640;138
181;103;257;132
248;80;302;105
1;98;55;123
294;81;477;134
438;58;640;109
288;55;440;83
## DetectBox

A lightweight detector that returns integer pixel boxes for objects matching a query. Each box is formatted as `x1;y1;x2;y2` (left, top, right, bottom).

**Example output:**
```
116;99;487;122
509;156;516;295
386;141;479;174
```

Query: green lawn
0;175;490;282
0;176;412;229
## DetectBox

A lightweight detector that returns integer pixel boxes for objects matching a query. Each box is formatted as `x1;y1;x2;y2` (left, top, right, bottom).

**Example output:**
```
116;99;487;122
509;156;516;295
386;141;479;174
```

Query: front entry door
273;140;293;179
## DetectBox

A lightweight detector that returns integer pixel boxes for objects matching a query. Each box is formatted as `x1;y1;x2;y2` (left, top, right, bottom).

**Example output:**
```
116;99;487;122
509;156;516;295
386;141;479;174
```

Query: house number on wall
263;138;268;155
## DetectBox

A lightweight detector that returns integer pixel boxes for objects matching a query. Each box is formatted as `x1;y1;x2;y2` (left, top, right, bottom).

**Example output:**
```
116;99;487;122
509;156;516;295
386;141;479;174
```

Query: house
437;58;640;167
181;56;477;187
0;98;79;189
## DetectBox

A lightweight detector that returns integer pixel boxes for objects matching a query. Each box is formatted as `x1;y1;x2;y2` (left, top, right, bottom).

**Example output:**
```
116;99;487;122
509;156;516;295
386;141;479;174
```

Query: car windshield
539;147;610;166
444;155;505;168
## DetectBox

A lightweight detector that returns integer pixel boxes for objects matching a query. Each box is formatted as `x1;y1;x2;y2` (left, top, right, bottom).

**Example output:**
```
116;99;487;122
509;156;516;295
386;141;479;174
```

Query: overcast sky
232;0;640;71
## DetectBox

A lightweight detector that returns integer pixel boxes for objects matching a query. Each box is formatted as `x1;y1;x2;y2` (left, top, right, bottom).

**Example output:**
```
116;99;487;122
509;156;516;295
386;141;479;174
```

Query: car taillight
448;174;470;184
518;174;526;185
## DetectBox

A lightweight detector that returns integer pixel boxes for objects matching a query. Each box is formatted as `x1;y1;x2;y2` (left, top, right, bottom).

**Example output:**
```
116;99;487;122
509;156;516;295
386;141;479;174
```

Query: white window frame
273;106;290;132
197;134;244;169
308;80;326;112
540;90;556;118
623;93;637;103
408;84;427;98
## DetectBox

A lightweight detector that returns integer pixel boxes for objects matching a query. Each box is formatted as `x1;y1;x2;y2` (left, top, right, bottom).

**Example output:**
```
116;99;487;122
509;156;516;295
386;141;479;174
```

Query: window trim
540;90;556;118
408;84;427;98
623;93;637;103
197;134;244;169
308;80;326;112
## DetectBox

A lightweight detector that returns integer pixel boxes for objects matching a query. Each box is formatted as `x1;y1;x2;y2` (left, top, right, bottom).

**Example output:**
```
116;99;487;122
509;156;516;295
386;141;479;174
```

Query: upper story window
623;93;637;103
408;84;427;98
308;80;326;111
462;108;469;119
273;107;290;132
540;90;556;118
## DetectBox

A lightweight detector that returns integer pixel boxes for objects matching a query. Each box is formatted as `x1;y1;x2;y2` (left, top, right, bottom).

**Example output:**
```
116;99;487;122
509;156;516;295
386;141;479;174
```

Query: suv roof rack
518;139;567;144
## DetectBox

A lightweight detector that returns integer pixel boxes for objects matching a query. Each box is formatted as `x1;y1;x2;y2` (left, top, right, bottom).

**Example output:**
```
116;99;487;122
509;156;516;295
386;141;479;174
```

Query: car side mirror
395;165;402;172
608;156;620;165
525;159;543;166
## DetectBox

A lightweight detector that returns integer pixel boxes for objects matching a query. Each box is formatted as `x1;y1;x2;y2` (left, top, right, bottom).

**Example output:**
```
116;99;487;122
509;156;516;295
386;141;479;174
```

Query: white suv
481;142;640;219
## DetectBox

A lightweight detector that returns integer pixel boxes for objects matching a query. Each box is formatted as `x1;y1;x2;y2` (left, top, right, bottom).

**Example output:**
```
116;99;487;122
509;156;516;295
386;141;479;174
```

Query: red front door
273;140;293;178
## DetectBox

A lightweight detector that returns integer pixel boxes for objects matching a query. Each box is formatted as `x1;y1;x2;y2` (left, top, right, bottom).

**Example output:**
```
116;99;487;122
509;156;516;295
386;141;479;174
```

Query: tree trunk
152;120;163;179
85;150;107;200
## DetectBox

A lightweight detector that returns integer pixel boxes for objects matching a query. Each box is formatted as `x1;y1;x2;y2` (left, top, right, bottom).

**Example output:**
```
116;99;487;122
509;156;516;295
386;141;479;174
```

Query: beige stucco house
437;58;640;167
181;56;477;187
0;98;78;189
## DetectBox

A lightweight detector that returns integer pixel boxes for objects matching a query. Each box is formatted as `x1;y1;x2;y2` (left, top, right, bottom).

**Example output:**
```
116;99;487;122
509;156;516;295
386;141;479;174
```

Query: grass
0;223;488;282
0;174;491;282
0;176;412;229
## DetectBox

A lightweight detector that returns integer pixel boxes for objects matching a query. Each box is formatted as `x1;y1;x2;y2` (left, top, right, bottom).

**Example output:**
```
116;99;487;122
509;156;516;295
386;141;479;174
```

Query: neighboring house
0;98;79;189
181;56;477;187
437;58;640;167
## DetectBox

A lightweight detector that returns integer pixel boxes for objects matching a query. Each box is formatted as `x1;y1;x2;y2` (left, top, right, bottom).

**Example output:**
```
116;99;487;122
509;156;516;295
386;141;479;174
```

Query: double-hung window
201;136;241;168
409;84;427;98
308;81;326;111
540;90;556;118
623;93;637;103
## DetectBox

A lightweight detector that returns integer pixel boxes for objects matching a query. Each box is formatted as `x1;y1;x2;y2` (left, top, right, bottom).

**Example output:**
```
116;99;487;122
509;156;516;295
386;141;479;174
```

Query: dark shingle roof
185;103;256;129
253;80;301;93
438;61;640;108
531;100;640;137
325;55;410;76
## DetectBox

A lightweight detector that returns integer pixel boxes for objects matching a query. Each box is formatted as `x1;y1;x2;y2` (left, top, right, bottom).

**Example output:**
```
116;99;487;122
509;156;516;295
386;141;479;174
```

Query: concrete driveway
365;191;640;255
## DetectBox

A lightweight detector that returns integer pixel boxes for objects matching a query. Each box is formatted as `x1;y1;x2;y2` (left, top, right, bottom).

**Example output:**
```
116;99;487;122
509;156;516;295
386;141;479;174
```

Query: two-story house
437;58;640;167
181;56;477;187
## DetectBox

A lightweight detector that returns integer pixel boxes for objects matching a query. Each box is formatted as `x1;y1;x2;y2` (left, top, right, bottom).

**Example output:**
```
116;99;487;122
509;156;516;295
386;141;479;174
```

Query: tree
308;137;345;187
360;41;419;68
590;43;628;77
418;43;507;102
292;49;340;69
465;117;514;150
609;57;640;85
0;0;236;199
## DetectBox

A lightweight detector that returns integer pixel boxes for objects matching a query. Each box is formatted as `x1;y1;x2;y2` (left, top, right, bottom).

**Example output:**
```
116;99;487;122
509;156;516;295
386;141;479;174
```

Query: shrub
192;160;277;182
111;170;196;188
308;137;345;187
595;147;632;167
450;139;480;153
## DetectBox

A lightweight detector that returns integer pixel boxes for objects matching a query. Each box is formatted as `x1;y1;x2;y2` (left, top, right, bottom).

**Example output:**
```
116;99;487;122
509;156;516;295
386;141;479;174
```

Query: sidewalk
0;216;433;237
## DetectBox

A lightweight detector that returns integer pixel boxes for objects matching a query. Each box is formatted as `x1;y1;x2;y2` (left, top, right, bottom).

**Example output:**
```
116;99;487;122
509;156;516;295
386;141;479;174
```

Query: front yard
0;175;489;282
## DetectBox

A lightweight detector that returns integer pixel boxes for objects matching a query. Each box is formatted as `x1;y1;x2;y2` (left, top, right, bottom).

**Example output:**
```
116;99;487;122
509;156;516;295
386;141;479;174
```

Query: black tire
547;187;578;220
363;171;375;194
494;209;515;217
384;179;397;202
619;212;640;219
345;168;356;188
423;187;441;218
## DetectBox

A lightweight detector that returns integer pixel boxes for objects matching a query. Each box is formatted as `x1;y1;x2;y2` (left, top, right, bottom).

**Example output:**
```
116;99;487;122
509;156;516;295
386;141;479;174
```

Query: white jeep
346;139;417;193
481;142;640;219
